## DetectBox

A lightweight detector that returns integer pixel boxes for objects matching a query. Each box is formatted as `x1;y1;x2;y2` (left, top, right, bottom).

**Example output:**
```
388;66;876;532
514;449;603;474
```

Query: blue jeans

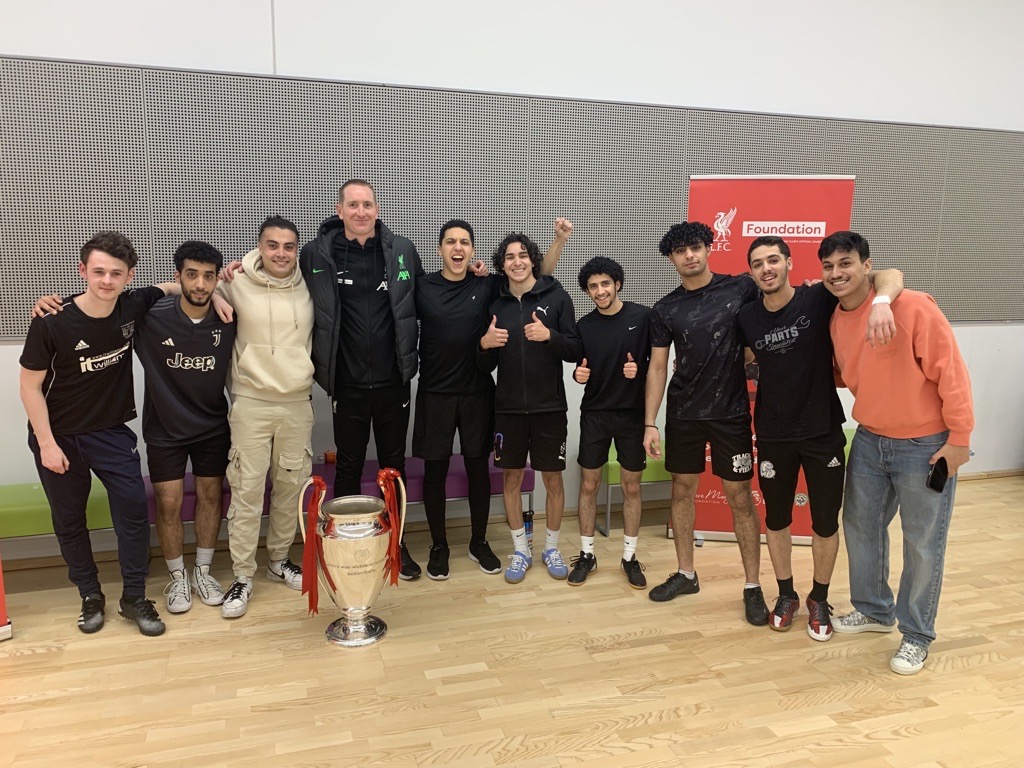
843;426;957;649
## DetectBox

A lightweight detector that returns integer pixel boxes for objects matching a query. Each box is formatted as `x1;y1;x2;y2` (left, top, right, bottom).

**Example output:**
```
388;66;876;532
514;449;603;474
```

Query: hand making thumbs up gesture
623;352;638;379
574;358;591;384
480;315;509;349
524;311;551;342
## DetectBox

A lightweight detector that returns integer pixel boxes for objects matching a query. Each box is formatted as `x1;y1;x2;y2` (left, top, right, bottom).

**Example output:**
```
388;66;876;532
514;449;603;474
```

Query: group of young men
20;180;973;676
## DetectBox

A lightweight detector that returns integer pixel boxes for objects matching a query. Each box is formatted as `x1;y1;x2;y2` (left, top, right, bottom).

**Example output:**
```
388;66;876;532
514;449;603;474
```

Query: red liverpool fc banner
681;175;856;542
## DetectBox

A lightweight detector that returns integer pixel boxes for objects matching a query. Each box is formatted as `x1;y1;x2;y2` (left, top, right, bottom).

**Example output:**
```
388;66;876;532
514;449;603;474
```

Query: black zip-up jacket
300;217;422;396
477;275;582;414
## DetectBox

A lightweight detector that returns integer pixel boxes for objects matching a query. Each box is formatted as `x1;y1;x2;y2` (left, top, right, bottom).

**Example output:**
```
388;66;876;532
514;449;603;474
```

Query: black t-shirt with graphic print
415;272;501;394
650;273;758;422
20;287;165;436
737;282;845;441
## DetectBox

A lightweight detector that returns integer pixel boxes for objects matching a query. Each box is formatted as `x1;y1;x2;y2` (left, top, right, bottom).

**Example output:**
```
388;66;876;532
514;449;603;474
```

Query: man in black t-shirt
20;232;177;637
643;222;769;625
135;241;236;616
568;257;651;589
737;236;902;642
414;219;571;581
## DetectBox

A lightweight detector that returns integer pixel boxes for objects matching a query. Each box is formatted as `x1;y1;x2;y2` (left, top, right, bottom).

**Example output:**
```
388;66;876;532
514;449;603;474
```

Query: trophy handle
376;468;406;586
395;473;407;546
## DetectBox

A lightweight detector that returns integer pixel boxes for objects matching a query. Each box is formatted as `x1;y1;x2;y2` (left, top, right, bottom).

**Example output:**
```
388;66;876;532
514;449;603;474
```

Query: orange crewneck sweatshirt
831;288;974;446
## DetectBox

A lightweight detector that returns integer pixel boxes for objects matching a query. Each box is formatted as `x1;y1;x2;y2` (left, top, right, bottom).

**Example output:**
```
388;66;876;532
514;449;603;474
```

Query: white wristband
872;295;891;305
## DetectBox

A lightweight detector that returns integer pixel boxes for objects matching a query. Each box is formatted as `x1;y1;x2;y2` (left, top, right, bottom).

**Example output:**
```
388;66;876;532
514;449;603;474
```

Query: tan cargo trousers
226;396;314;579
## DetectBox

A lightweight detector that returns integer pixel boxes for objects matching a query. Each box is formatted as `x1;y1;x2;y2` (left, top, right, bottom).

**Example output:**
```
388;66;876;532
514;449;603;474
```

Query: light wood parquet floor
2;475;1022;768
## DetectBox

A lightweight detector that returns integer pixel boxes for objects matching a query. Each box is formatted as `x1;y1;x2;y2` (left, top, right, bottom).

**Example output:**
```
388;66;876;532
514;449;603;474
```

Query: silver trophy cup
298;470;406;647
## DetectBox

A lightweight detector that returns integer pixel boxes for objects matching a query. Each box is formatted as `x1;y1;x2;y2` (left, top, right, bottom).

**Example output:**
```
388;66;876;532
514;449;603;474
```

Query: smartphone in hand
926;457;949;493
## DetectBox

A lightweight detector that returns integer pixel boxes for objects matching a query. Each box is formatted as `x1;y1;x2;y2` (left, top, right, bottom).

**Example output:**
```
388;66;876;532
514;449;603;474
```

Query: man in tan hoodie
216;216;315;619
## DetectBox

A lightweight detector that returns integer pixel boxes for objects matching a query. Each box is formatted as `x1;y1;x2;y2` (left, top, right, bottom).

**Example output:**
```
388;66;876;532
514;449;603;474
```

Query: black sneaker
567;551;597;586
743;586;770;626
649;571;699;602
427;544;450;581
400;541;422;581
78;593;105;634
468;539;502;574
118;596;166;637
620;556;647;589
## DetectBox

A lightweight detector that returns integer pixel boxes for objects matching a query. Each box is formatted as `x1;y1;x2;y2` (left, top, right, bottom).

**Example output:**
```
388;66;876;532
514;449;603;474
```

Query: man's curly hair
658;222;714;256
493;233;543;277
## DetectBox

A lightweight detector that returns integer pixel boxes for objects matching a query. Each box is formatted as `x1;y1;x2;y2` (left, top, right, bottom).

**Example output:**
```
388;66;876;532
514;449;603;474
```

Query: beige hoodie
216;248;314;402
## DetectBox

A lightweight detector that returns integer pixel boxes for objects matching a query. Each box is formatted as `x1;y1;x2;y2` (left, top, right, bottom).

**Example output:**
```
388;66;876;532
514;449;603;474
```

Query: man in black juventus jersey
134;241;236;616
21;232;178;637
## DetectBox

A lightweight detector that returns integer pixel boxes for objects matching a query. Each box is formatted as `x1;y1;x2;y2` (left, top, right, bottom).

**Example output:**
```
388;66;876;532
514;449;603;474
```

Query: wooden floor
2;475;1022;768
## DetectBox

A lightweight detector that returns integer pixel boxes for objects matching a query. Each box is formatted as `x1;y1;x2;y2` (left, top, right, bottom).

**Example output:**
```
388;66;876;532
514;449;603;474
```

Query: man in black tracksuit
478;233;582;585
299;179;423;578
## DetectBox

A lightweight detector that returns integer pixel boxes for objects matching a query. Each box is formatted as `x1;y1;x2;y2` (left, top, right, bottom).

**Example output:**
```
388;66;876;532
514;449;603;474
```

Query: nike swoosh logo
402;400;410;408
312;268;326;274
628;326;638;330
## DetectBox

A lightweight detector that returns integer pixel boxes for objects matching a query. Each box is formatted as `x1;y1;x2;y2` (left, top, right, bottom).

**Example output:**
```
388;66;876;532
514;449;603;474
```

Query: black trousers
332;382;411;498
29;425;151;598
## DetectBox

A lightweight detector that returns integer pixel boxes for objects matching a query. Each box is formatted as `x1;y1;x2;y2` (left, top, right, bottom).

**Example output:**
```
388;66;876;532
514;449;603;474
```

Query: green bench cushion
0;479;112;538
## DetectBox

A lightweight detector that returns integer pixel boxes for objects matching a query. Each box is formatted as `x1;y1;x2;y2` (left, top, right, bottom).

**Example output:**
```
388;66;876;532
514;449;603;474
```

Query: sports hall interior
1;3;1022;767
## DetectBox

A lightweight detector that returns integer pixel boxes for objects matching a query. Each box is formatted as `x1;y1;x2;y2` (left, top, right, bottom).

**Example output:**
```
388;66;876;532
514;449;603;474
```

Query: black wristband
645;424;658;429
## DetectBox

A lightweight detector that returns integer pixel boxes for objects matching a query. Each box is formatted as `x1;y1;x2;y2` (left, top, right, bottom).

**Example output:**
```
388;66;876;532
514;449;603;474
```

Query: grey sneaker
267;558;302;590
221;579;253;619
163;569;192;614
833;609;895;634
192;564;225;606
890;641;928;675
77;593;105;634
118;596;166;637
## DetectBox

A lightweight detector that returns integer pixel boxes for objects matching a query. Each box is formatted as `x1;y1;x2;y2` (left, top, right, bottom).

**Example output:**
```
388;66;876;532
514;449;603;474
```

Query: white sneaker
890;641;928;675
267;558;303;590
221;579;253;618
163;569;192;614
191;564;225;606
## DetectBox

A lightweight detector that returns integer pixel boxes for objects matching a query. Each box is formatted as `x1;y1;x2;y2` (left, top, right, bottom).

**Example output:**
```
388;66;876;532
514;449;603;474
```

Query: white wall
6;1;1024;132
3;0;1023;511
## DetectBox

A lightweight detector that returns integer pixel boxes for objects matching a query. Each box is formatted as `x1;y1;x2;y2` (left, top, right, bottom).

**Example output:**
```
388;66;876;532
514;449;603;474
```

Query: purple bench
144;456;535;522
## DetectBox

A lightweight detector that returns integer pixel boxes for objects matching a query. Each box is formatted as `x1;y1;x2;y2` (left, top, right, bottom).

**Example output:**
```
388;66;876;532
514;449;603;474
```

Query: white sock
544;528;560;552
622;535;638;561
511;527;530;556
581;535;595;555
744;582;761;590
680;570;695;578
195;547;215;568
165;556;185;575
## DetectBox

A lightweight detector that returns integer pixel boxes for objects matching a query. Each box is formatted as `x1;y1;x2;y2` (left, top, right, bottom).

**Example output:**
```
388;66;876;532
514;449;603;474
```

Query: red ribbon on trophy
376;468;404;587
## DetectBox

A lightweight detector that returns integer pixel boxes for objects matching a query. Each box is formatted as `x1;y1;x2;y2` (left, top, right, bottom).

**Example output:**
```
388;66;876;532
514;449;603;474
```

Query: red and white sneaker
806;597;834;642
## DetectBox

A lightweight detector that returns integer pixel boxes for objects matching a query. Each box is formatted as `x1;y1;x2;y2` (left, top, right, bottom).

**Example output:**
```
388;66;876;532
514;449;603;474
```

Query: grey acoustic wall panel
933;128;1024;318
1;54;1022;339
824;120;949;293
526;98;689;312
350;85;530;272
145;69;351;279
0;58;150;334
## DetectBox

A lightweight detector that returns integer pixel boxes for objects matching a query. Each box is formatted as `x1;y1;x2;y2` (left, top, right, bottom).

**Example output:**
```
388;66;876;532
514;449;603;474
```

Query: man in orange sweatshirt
819;231;974;676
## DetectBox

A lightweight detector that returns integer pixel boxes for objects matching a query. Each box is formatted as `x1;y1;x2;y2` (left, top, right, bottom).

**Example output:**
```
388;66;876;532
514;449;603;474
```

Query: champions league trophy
298;468;406;647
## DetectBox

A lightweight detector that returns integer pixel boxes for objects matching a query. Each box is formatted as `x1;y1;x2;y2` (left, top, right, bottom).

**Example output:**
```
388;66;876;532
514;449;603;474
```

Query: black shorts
493;412;567;472
412;389;494;460
664;414;754;480
757;428;846;537
577;410;646;473
146;431;231;484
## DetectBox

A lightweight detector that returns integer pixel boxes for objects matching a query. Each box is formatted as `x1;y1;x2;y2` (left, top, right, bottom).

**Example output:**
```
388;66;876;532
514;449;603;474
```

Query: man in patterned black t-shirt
642;221;769;625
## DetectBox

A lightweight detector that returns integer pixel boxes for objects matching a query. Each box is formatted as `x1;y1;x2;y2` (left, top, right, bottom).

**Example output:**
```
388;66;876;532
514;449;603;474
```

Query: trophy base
325;615;387;647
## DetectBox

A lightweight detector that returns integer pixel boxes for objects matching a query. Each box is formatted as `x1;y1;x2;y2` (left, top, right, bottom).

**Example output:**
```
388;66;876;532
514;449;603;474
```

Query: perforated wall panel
1;55;1022;339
